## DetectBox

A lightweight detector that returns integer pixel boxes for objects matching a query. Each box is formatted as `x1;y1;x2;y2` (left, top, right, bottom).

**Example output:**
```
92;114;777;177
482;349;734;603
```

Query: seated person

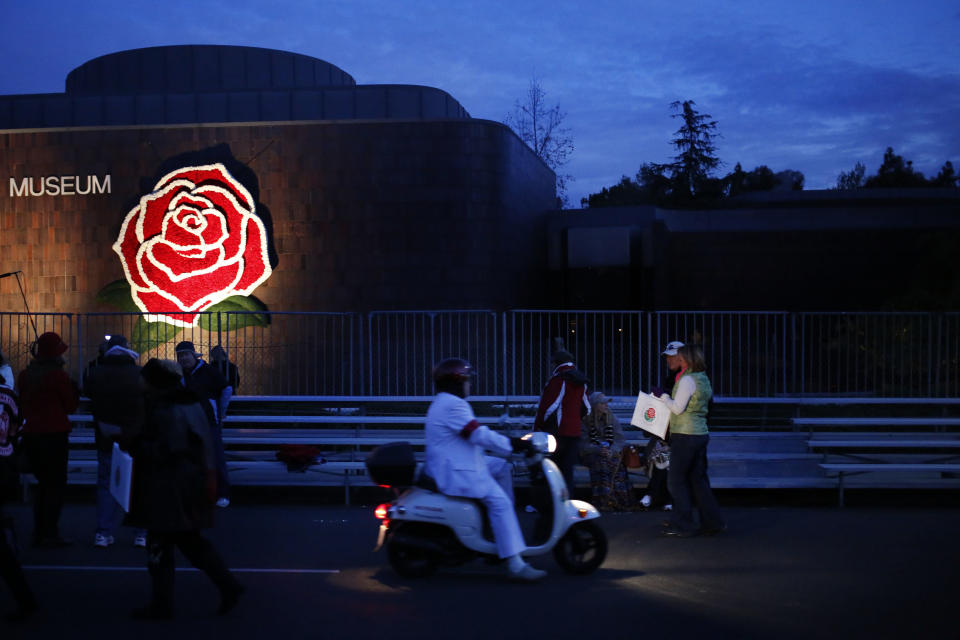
580;391;636;512
424;358;546;582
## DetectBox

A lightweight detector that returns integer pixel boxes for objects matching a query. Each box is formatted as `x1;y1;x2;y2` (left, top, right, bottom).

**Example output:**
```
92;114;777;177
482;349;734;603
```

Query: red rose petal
235;215;268;291
150;243;223;278
140;183;189;240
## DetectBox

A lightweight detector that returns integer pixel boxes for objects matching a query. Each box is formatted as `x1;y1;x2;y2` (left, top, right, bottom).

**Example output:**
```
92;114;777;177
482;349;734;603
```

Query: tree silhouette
655;100;722;200
864;147;929;188
505;78;574;206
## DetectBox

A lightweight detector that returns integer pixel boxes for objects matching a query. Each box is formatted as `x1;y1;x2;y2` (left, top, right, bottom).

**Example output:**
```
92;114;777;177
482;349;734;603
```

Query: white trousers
481;456;524;558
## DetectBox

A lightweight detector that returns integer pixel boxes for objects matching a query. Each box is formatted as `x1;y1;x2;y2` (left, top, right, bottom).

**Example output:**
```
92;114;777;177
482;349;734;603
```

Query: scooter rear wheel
552;521;607;575
386;539;439;578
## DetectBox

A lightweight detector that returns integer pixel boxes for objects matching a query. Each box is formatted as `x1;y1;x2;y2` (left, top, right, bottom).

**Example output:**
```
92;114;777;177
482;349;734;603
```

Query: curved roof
65;45;355;94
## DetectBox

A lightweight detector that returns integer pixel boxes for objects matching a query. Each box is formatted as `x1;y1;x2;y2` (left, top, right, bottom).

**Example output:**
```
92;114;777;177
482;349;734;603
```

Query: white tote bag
109;442;134;512
630;391;670;439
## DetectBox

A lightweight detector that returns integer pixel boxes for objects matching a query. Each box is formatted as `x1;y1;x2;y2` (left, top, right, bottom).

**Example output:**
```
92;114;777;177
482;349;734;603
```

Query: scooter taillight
374;503;390;520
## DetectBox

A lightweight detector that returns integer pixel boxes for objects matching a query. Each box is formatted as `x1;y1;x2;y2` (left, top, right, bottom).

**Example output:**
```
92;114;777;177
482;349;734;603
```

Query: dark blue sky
2;1;958;205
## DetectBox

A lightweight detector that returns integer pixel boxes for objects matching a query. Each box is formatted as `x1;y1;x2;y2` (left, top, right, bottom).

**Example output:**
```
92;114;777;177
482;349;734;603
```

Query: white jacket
424;392;512;499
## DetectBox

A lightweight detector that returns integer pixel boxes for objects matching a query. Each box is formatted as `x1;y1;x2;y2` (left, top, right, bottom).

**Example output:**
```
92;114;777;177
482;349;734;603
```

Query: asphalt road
2;496;958;639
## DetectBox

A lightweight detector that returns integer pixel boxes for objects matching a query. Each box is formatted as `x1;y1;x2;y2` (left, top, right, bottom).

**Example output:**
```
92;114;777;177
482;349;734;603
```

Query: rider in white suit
424;358;546;582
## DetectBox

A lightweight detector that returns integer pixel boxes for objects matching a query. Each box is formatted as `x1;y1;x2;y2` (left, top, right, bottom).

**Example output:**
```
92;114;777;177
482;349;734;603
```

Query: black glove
651;386;665;397
510;437;535;455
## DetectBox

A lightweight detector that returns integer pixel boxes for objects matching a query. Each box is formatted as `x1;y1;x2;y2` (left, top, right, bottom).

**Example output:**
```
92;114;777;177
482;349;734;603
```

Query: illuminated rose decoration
112;163;272;327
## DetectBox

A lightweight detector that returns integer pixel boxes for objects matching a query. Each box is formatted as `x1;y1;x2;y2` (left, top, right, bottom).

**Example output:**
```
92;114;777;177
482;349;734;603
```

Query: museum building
0;44;556;322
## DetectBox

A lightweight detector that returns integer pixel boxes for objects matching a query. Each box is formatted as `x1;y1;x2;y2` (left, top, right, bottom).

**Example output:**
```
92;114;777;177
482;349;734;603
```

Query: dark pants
645;466;671;507
666;433;725;533
553;435;581;492
210;421;230;500
24;433;69;542
146;530;240;613
0;514;35;609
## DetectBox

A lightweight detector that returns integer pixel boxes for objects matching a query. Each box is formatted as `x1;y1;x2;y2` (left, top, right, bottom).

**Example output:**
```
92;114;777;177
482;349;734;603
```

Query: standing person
653;343;725;537
534;347;590;492
175;341;232;507
0;383;37;622
18;332;79;548
579;391;636;511
425;358;546;582
127;358;244;619
210;346;239;393
83;335;147;548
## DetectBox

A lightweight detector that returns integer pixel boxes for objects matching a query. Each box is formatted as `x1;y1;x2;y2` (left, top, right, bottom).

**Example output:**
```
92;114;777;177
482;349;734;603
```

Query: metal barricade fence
0;310;957;397
508;310;643;397
797;312;950;397
75;311;361;395
0;312;75;381
367;311;501;396
647;311;791;397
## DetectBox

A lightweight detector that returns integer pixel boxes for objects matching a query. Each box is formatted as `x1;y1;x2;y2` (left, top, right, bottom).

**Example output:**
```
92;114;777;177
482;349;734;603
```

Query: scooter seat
415;472;494;542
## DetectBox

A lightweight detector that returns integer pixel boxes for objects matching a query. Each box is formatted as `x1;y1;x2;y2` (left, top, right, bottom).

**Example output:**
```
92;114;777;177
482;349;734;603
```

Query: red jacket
534;363;590;437
18;360;80;434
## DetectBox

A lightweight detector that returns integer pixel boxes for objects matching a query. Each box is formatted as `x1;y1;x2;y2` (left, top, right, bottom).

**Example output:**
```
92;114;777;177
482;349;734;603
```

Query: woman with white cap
653;343;725;537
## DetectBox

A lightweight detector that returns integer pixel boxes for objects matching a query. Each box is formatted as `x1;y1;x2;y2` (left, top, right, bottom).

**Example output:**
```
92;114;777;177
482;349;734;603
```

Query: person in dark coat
210;345;239;393
534;346;591;492
126;358;244;619
82;335;146;548
0;384;38;622
175;341;232;507
18;331;80;547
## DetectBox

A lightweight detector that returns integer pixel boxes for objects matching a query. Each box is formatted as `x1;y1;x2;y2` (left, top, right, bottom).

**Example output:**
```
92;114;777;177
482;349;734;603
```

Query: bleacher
41;395;960;505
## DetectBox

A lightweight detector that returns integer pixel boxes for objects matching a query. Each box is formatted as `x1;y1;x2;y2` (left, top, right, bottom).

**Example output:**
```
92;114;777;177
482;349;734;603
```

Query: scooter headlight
521;432;557;453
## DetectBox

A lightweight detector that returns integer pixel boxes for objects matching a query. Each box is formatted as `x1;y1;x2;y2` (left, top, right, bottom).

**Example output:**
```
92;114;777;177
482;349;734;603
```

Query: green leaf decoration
202;295;271;329
131;316;182;355
95;280;139;312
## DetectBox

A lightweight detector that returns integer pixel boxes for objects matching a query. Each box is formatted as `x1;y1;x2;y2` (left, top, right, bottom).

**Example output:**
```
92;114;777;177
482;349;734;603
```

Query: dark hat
174;340;198;354
35;332;69;359
551;349;574;366
107;334;129;349
589;391;611;405
140;358;183;389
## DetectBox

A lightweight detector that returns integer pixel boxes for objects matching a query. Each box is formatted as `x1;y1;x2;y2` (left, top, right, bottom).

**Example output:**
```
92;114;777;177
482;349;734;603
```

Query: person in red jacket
533;348;590;492
18;332;80;548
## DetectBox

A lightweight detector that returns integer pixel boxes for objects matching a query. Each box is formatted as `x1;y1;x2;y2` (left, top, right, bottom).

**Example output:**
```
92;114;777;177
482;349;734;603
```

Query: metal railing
0;310;957;397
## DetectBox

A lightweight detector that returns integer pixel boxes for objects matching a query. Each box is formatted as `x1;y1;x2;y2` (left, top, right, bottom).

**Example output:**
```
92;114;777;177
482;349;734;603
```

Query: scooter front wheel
386;539;439;578
552;521;607;575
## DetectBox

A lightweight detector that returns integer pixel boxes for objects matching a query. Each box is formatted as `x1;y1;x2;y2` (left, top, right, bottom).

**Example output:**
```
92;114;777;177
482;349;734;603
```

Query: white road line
23;565;339;574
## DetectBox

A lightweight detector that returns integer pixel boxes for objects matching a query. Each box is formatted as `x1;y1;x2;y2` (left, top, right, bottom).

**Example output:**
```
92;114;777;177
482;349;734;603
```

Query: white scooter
366;432;607;578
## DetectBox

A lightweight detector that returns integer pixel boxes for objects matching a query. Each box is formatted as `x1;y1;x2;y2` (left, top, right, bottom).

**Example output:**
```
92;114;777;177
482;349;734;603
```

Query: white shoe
216;498;230;508
640;495;652;508
663;504;673;511
134;534;147;548
508;564;547;583
94;533;114;548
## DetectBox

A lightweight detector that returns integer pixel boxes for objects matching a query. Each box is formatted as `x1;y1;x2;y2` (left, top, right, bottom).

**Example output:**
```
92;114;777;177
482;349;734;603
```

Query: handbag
622;444;643;469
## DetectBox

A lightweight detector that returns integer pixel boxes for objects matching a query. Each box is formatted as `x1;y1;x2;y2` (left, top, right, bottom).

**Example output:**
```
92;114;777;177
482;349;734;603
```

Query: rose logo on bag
112;163;272;327
644;406;657;422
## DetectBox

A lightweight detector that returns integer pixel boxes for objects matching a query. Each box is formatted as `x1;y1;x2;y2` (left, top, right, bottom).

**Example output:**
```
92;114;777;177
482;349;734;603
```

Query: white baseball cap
661;341;684;356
